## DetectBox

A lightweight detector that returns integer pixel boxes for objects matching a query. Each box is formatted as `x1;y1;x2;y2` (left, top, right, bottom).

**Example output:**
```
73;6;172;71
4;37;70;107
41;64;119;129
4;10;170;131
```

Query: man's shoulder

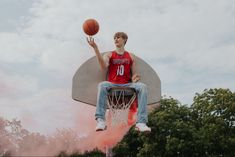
126;51;135;60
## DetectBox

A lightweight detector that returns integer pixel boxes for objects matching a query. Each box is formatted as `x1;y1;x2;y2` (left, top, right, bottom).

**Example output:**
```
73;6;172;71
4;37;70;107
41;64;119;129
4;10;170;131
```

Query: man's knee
137;82;147;91
98;81;112;90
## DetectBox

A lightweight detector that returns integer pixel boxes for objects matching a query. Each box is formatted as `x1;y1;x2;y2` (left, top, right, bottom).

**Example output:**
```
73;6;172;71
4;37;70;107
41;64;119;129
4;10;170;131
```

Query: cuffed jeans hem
137;118;148;124
95;115;105;121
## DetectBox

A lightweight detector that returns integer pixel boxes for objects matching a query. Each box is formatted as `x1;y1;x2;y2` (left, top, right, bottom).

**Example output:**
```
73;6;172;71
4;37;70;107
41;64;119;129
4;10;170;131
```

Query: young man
87;32;151;132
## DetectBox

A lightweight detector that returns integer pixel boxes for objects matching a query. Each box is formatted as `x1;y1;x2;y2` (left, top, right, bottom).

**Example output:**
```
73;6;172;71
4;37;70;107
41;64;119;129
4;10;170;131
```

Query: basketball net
107;88;137;126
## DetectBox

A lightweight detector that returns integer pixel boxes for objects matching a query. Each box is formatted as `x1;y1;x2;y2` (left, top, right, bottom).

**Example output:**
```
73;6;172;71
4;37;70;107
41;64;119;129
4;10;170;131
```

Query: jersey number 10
117;65;124;76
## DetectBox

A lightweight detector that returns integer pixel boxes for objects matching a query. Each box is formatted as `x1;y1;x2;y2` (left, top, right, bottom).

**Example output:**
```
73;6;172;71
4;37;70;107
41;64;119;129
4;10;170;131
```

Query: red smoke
0;102;137;156
74;101;137;153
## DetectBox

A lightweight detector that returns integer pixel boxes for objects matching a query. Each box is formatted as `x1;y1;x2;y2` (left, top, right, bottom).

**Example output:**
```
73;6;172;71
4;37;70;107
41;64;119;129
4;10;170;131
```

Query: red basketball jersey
107;51;133;84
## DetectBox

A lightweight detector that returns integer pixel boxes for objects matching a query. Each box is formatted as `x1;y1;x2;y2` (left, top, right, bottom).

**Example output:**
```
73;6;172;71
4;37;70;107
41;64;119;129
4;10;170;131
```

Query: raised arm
86;37;110;70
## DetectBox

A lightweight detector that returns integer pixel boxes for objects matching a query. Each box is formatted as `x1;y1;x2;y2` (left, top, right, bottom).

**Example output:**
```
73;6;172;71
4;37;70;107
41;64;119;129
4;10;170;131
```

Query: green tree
113;88;235;157
114;97;195;157
191;88;235;156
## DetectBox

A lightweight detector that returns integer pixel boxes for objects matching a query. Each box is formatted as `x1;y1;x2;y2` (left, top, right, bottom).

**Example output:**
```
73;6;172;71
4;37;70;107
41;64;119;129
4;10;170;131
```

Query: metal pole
106;145;113;157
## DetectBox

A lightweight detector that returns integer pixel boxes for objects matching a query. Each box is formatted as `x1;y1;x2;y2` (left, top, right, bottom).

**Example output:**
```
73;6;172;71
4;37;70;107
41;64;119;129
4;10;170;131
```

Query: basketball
82;19;99;36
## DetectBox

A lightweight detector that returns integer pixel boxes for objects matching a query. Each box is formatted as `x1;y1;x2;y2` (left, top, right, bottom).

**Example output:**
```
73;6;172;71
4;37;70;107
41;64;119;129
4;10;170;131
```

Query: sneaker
95;118;107;131
135;123;151;132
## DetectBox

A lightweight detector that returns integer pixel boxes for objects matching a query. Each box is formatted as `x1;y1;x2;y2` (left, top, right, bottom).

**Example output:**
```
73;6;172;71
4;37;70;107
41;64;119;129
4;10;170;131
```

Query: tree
114;97;195;157
113;88;235;157
191;88;235;156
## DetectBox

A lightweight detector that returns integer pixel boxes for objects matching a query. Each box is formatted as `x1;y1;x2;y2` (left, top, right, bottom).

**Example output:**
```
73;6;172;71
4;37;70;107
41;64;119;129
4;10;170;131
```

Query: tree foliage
113;88;235;157
191;88;235;156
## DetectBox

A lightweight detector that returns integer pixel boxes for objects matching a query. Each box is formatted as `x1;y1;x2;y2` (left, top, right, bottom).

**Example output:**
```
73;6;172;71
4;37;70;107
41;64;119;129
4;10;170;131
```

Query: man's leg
95;81;113;120
129;82;151;132
129;82;148;123
95;81;113;131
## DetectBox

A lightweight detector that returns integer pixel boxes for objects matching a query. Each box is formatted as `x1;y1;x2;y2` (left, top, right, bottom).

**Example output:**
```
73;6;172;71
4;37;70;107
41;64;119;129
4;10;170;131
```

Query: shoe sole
95;126;107;131
134;127;151;133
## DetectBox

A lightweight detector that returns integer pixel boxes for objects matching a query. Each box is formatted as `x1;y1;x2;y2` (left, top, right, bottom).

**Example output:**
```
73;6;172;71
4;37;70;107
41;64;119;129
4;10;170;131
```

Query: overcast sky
0;0;235;134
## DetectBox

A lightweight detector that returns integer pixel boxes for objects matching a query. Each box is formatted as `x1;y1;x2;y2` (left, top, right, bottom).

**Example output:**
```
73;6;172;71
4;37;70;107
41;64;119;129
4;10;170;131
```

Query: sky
0;0;235;134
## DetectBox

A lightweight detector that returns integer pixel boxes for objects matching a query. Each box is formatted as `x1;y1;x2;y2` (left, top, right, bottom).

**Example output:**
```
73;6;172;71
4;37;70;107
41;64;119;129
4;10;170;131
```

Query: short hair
114;32;128;44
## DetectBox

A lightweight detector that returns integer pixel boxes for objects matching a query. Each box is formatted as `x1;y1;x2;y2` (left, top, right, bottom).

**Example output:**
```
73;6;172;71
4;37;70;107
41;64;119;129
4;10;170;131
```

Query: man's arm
87;37;109;70
130;53;140;83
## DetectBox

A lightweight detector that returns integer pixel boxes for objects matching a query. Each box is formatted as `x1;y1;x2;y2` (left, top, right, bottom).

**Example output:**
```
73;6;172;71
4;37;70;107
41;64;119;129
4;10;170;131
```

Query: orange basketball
82;19;99;36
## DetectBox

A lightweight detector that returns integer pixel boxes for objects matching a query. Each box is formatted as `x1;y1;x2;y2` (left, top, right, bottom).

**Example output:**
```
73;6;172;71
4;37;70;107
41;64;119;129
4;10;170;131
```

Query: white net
107;87;136;126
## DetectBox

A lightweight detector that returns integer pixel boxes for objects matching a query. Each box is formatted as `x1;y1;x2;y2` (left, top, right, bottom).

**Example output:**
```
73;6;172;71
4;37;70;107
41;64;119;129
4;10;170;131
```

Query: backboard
72;52;161;106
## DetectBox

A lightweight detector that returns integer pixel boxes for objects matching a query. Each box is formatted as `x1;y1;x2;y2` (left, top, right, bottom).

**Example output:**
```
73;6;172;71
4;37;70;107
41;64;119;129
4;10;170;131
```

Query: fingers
86;36;98;50
132;74;137;79
132;78;139;83
134;76;140;82
86;37;89;43
133;74;140;79
132;74;140;83
86;36;93;42
86;36;95;46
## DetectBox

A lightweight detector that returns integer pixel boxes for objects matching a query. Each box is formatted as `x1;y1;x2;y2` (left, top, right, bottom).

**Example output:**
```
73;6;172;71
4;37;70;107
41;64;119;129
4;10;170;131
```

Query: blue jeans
95;81;148;123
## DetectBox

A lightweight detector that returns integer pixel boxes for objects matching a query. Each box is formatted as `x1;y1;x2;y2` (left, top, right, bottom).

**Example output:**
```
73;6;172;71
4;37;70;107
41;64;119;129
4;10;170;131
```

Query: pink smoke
0;103;137;156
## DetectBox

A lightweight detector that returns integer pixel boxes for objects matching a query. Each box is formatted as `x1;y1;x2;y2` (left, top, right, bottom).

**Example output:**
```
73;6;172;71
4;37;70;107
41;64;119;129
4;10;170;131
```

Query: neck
115;47;125;55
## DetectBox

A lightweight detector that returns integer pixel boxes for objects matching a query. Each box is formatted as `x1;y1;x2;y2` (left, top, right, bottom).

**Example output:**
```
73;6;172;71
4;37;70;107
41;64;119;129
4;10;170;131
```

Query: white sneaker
95;118;107;131
135;123;151;132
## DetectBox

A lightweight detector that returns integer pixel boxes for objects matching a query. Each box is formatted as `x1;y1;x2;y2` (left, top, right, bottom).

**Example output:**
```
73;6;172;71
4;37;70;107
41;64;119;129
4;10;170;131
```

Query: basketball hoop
107;87;137;126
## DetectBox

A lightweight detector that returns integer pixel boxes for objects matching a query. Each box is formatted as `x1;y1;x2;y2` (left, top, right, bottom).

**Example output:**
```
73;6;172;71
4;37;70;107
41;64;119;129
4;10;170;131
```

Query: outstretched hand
86;36;98;49
132;74;140;83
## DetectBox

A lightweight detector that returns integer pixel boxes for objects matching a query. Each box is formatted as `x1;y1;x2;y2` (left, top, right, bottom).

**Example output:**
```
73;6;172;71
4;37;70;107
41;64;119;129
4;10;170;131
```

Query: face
114;36;126;48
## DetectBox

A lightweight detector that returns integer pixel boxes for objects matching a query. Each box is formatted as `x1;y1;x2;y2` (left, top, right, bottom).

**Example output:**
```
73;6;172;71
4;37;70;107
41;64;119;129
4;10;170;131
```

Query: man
87;32;151;132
